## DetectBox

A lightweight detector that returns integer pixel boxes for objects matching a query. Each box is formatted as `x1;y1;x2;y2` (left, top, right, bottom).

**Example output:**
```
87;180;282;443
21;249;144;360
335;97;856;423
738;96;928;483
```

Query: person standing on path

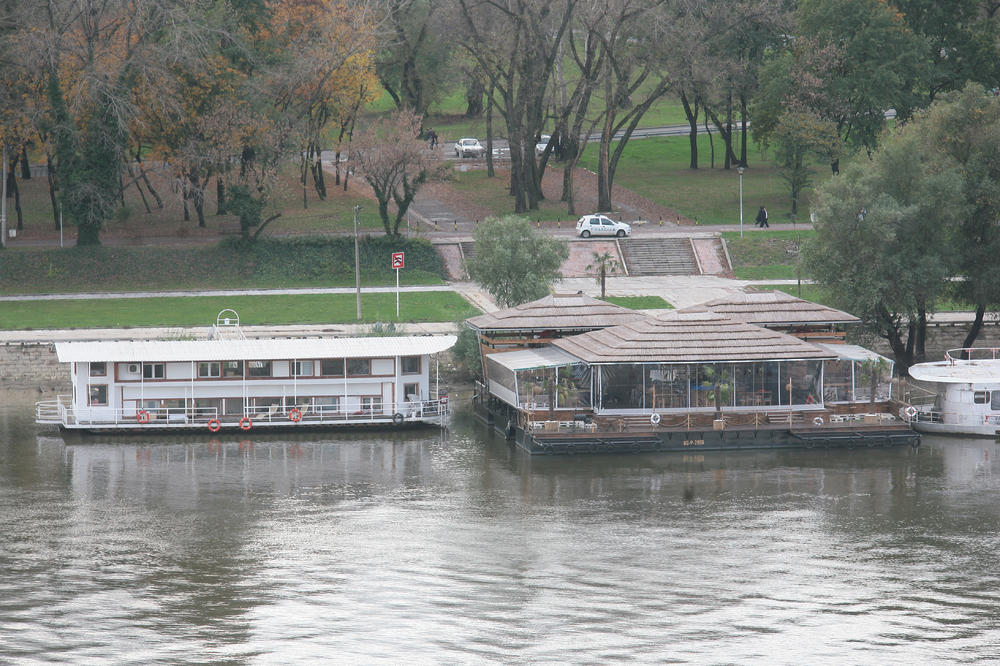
755;206;769;228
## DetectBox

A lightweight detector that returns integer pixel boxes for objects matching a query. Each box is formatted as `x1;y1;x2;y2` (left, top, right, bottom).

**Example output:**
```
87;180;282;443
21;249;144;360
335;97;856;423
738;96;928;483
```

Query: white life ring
650;413;661;426
813;416;824;426
904;406;918;419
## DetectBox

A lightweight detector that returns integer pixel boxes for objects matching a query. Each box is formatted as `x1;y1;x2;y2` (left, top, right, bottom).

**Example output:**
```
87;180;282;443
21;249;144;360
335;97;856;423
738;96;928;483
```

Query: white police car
576;214;631;238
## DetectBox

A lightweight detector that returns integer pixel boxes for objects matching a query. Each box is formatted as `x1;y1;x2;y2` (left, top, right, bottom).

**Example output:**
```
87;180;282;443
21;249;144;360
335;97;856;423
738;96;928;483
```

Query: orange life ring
239;417;253;431
207;419;222;432
288;408;302;422
805;394;815;404
136;410;150;423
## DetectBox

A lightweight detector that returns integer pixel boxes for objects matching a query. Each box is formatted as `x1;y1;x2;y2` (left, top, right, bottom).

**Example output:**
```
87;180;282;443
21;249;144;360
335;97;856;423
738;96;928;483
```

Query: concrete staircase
619;237;699;276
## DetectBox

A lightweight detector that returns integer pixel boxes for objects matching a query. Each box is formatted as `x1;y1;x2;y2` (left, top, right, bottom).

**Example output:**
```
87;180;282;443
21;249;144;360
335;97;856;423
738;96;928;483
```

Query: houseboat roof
466;293;647;332
692;290;860;326
551;308;835;364
908;358;1000;384
484;346;580;372
54;335;457;363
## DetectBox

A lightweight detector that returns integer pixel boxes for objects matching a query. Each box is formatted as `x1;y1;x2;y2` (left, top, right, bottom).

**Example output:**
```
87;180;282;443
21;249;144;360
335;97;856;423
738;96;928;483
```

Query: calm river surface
2;393;1000;664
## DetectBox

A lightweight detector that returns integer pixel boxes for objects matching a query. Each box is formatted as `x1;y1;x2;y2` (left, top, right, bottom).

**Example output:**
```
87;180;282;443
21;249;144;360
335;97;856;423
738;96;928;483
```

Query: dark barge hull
475;401;920;455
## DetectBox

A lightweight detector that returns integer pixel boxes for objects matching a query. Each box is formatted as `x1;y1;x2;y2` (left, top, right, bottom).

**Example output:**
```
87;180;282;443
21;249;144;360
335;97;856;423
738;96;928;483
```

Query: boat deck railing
944;348;1000;363
36;396;449;429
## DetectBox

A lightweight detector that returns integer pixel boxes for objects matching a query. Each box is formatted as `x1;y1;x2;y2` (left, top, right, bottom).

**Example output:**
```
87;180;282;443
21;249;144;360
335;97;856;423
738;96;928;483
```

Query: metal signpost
392;252;404;317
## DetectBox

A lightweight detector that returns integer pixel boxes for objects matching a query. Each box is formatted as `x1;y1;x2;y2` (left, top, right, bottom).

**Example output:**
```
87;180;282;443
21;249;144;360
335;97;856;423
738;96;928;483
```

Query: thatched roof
552;308;834;364
691;290;859;326
467;293;648;332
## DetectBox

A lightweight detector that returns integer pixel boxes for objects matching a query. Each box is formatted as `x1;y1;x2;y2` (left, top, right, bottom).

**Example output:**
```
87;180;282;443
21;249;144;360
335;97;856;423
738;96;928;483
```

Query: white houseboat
35;312;456;433
906;348;1000;436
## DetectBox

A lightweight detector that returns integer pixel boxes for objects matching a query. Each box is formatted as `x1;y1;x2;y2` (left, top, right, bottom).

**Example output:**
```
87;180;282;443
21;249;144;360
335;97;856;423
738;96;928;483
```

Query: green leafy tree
467;215;568;308
769;111;840;215
802;124;962;371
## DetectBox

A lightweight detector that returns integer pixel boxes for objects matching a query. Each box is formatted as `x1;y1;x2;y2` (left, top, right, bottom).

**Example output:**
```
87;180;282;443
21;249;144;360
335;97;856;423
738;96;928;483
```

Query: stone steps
619;238;698;276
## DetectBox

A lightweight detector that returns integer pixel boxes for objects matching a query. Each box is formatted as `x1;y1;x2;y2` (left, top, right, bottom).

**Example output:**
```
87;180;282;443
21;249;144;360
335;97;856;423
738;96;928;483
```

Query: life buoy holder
288;408;302;422
904;406;918;419
207;419;222;433
393;412;405;426
239;417;253;431
813;416;824;426
650;413;661;426
136;410;150;424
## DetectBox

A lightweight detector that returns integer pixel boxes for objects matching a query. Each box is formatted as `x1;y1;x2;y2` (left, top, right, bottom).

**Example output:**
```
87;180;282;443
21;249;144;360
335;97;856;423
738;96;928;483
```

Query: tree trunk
216;177;225;215
961;305;986;349
189;172;206;227
19;146;30;179
486;84;495;178
46;152;59;230
465;77;484;117
135;151;163;208
6;158;23;230
681;91;699;169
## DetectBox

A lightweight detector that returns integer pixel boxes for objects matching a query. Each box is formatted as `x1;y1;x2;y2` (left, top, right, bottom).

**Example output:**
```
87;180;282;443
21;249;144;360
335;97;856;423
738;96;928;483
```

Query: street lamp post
354;205;362;320
737;166;745;238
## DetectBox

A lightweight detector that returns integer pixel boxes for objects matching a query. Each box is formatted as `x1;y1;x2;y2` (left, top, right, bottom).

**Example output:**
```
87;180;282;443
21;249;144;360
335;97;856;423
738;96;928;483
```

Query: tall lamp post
353;205;362;320
737;165;745;238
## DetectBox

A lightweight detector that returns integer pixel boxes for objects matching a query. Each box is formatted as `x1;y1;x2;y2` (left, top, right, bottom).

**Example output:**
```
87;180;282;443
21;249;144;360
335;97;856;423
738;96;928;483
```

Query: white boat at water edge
35;310;456;433
906;348;1000;437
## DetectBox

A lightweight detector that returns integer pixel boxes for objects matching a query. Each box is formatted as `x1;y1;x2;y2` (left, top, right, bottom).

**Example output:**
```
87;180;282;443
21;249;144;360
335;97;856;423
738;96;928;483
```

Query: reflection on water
2;395;1000;663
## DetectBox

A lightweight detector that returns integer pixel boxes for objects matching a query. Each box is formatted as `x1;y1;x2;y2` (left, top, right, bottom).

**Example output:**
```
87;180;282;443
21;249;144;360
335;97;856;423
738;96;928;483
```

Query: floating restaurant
35;311;455;433
468;292;919;454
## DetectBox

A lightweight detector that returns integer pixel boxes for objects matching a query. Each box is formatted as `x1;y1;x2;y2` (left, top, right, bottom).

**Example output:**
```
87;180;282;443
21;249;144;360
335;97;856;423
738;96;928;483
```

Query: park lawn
604;295;673;309
722;230;815;279
0;292;477;330
446;168;580;223
10;162;386;243
580;135;833;225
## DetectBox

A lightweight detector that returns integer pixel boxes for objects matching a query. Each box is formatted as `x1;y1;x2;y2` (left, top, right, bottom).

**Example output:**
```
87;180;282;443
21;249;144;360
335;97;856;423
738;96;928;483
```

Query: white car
535;134;551;156
576;214;631;238
454;138;486;158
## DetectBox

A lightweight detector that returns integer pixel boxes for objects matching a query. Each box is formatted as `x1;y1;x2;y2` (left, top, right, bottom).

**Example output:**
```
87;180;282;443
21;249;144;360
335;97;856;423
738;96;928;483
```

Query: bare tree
351;110;445;236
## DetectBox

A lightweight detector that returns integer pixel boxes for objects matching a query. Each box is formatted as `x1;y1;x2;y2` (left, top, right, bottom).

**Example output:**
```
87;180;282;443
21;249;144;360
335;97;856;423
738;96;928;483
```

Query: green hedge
0;236;446;294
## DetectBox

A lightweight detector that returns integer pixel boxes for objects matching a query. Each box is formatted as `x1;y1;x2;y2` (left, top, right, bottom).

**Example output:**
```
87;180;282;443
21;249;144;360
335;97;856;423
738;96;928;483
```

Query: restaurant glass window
600;364;645;409
644;364;688;409
780;360;823;405
821;360;853;402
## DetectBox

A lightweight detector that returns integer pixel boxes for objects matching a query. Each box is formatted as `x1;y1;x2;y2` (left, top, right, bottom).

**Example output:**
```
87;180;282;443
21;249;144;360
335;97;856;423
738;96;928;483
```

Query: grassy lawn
604;295;673;309
0;292;478;330
447;169;580;223
722;230;814;280
580;135;833;226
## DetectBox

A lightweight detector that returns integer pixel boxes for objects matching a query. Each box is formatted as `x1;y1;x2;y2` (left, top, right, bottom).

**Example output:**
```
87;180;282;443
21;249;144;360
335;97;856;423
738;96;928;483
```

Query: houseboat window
90;362;107;377
88;384;108;406
294;360;314;376
194;398;222;418
315;396;339;413
993;392;1000;410
198;362;221;378
974;391;990;404
347;358;371;376
248;361;272;377
404;383;420;401
360;396;382;412
142;363;165;379
320;359;345;376
223;361;244;378
401;356;420;374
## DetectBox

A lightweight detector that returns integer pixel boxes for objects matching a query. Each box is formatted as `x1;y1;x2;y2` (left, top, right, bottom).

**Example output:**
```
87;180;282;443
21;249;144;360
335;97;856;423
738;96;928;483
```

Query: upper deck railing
943;348;1000;363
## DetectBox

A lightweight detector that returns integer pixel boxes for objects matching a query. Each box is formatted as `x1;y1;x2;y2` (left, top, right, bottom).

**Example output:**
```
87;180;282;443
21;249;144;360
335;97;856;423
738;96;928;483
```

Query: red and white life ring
207;419;222;433
239;417;253;431
136;410;150;424
288;408;302;422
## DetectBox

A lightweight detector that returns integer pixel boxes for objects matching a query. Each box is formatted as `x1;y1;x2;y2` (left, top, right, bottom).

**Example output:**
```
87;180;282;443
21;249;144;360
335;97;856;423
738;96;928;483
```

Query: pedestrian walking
755;206;769;228
428;129;438;150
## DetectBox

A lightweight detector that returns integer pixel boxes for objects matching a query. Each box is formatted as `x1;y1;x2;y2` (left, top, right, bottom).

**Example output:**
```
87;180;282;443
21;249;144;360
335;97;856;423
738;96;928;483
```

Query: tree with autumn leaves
1;0;379;246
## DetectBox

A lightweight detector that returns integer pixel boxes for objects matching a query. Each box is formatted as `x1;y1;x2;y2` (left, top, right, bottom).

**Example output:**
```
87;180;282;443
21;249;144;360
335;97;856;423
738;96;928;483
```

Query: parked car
454;138;486;158
576;214;631;238
535;134;551;156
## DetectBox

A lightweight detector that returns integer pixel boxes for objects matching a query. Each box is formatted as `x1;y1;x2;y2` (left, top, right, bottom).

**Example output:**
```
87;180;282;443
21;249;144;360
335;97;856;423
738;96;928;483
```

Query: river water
2;394;999;664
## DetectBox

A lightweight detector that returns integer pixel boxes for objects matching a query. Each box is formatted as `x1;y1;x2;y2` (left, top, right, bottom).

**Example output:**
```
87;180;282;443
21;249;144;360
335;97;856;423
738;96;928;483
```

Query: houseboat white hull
907;349;1000;438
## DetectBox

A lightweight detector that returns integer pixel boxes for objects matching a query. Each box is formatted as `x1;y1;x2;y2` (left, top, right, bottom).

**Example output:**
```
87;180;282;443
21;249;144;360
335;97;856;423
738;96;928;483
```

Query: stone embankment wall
0;342;68;393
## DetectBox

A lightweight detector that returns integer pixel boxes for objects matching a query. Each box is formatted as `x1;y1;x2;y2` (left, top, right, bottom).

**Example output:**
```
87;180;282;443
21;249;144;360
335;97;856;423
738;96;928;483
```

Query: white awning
486;347;580;372
55;335;457;363
814;343;892;365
